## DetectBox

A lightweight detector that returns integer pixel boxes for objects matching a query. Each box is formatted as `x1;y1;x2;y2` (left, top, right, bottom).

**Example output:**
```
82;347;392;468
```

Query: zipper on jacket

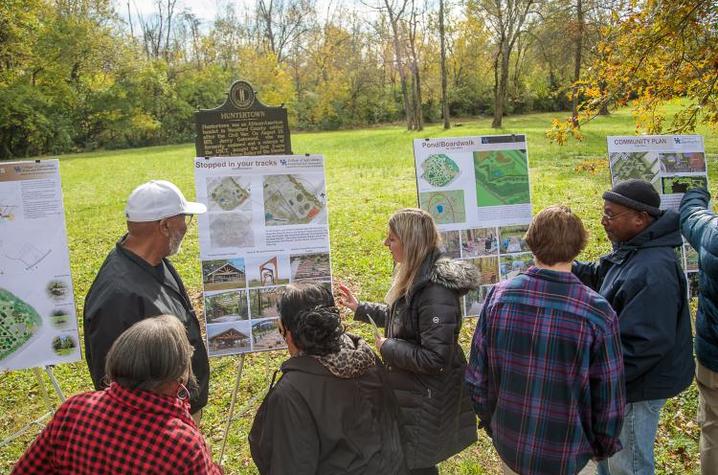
413;373;432;399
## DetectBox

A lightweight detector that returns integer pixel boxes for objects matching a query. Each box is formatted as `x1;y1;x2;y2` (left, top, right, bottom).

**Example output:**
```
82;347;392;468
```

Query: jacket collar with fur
407;249;481;303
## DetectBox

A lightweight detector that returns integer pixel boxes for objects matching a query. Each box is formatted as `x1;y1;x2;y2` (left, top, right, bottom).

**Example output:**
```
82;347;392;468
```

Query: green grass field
1;104;715;474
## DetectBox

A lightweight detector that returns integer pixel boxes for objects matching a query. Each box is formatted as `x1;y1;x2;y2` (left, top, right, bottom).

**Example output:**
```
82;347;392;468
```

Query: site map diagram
609;152;660;185
1;241;52;270
420;190;466;224
208;177;250;211
0;288;42;362
421;154;460;187
473;150;530;206
263;174;325;225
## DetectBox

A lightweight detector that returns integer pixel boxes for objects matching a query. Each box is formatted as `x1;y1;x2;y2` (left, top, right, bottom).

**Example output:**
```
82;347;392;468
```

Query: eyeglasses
602;209;645;221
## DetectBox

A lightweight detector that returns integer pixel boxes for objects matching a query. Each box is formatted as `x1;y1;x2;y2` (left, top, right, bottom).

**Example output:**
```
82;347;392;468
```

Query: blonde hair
385;208;441;305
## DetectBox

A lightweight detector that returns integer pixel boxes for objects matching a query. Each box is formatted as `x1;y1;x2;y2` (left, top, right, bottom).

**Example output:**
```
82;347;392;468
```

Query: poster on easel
0;160;81;370
607;135;708;299
413;135;533;317
194;155;332;356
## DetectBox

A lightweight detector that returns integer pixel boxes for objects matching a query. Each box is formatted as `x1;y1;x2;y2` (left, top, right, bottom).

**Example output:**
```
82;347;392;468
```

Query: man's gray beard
168;231;184;256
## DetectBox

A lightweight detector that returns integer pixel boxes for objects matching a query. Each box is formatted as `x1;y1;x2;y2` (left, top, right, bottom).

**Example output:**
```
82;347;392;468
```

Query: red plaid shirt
12;383;222;474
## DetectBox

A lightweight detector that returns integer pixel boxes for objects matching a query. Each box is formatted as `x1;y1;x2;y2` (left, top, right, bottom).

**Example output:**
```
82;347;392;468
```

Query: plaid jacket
465;267;625;475
12;383;221;474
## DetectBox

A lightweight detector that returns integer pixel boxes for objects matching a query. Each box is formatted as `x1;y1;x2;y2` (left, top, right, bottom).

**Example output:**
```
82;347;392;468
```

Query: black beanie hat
602;179;662;217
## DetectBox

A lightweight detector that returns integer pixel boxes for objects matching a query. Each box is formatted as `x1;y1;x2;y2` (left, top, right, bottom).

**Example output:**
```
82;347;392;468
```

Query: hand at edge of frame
375;336;387;352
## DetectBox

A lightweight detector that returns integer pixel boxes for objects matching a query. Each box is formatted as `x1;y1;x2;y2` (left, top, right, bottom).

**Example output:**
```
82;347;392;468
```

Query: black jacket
355;250;479;469
249;336;407;475
680;188;718;372
573;210;694;403
83;240;210;412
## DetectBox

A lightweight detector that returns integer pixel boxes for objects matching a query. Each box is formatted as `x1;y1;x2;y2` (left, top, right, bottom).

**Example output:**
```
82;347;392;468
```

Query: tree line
1;0;715;159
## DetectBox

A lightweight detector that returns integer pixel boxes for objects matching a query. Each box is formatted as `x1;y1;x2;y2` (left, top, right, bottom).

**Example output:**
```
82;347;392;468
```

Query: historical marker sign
195;80;292;157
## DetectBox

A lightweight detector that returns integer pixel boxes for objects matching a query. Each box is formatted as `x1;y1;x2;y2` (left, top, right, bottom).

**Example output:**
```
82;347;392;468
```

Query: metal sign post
218;354;246;464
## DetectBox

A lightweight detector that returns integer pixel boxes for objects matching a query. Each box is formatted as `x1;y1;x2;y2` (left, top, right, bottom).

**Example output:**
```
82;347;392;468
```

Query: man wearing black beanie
573;179;694;475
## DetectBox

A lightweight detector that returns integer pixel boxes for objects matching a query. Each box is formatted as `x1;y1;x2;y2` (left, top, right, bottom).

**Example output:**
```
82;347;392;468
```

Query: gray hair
105;315;195;393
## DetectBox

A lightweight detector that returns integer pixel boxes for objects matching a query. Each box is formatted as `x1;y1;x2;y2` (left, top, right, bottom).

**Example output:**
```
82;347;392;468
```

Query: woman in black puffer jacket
339;208;479;474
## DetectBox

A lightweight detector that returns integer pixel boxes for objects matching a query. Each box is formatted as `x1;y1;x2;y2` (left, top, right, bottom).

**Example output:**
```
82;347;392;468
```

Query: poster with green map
413;136;534;318
473;149;530;207
1;160;80;370
0;289;43;361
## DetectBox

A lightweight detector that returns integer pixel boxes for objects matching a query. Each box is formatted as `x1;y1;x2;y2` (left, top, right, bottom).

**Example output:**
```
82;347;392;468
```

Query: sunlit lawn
1;104;715;474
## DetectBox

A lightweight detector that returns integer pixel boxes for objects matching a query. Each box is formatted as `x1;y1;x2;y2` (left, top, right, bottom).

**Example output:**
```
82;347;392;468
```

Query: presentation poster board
607;135;708;298
0;160;81;370
607;135;707;210
194;155;331;356
413;135;533;317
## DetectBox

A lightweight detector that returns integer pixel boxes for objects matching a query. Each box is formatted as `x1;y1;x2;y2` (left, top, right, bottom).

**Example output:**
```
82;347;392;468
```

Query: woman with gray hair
12;315;222;474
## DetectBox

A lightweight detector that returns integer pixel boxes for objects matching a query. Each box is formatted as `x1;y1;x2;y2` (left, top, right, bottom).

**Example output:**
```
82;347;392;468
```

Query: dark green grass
1;104;714;473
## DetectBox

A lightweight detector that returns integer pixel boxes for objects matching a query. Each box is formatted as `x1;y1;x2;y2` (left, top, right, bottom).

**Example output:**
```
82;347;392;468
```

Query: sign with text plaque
194;80;292;157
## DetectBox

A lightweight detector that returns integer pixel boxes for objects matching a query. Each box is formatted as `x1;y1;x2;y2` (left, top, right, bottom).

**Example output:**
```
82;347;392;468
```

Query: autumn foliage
547;0;718;144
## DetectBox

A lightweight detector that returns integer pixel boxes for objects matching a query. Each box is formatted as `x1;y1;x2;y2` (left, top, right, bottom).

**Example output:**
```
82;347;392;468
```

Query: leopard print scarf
315;333;377;379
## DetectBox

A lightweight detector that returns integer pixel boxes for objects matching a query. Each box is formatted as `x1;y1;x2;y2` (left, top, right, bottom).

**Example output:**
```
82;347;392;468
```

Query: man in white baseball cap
83;180;210;422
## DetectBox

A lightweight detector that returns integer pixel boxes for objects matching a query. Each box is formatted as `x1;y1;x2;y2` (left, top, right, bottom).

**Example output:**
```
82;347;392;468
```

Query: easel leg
219;354;246;465
264;352;271;381
32;368;53;412
45;366;66;403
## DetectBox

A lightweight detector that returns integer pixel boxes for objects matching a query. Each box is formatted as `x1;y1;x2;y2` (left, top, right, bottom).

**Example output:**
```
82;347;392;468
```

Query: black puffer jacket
249;334;407;475
355;250;479;469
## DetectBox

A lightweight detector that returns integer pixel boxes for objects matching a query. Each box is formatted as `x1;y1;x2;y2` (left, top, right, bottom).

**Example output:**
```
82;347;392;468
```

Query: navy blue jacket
680;188;718;373
573;210;694;402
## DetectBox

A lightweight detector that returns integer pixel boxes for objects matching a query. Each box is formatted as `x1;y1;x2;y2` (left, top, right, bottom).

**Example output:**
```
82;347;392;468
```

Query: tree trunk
492;42;509;128
491;49;500;126
385;0;412;130
439;0;449;129
127;1;134;37
571;0;584;127
412;64;423;130
407;2;422;131
598;81;610;115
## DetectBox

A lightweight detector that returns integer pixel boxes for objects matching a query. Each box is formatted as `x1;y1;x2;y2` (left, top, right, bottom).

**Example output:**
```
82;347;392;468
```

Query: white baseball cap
125;180;207;222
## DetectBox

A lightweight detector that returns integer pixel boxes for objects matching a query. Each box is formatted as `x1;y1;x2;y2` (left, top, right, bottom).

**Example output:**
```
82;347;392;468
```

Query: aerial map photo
419;190;466;224
661;175;708;194
609;152;661;185
658;152;706;173
207;176;251;211
263;174;325;226
473;150;530;207
209;212;255;248
420;154;461;187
